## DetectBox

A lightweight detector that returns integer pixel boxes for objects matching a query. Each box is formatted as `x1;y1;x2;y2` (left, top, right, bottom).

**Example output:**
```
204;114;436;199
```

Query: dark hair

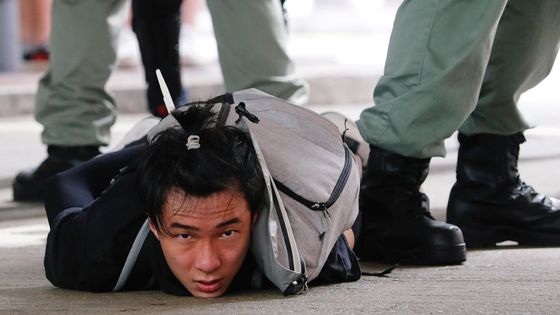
137;102;265;235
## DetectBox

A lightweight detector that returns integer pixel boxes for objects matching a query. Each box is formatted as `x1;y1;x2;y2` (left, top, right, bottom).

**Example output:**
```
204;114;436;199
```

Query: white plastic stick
155;69;176;114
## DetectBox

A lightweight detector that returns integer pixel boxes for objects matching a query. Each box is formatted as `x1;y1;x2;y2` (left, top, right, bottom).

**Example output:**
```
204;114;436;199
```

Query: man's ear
251;213;259;227
148;219;160;240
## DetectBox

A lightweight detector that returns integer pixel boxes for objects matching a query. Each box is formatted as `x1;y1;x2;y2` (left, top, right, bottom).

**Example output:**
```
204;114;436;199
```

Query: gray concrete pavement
2;95;560;313
1;229;559;314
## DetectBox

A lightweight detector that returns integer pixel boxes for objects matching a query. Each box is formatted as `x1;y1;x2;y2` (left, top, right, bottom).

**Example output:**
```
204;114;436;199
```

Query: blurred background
0;0;401;116
1;0;560;216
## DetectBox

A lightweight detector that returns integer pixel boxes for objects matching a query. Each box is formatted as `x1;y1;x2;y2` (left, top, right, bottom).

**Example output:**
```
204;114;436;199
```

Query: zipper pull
312;203;328;211
283;274;308;296
235;102;260;124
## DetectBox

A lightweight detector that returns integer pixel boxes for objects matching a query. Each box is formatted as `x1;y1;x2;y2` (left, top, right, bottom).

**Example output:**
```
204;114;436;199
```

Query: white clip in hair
186;135;201;150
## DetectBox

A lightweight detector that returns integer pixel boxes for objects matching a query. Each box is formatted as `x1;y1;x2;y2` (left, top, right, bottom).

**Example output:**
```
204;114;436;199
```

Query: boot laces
512;177;539;199
399;188;433;219
512;177;554;208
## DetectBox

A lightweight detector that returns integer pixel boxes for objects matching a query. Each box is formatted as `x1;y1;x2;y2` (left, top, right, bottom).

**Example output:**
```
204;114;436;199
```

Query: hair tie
186;135;200;150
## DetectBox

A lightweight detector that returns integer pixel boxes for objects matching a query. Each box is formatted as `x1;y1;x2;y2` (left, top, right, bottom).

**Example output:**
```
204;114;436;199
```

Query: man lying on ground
43;101;361;298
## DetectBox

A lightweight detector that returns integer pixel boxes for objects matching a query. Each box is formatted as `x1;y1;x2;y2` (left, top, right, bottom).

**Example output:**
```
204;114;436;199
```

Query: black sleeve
43;144;147;225
43;144;152;292
312;235;361;285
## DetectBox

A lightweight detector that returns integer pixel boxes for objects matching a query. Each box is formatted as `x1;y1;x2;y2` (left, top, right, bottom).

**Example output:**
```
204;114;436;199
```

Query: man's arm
43;143;151;292
313;234;361;285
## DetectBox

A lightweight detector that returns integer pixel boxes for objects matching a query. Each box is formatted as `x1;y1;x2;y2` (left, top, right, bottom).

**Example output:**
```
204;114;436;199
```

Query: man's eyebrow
216;217;241;228
168;218;242;230
169;222;199;231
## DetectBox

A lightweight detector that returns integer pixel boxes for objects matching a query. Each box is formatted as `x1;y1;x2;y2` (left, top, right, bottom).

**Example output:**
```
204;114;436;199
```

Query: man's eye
177;234;192;240
222;230;237;238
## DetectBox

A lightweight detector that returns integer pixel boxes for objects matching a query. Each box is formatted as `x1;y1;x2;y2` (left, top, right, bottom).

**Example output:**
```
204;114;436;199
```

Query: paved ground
2;98;560;313
1;232;559;314
2;1;560;313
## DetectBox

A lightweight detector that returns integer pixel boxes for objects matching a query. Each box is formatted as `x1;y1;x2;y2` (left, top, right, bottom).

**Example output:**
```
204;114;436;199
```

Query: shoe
12;145;100;202
354;145;466;265
23;45;49;62
151;95;188;118
447;133;560;247
132;11;188;118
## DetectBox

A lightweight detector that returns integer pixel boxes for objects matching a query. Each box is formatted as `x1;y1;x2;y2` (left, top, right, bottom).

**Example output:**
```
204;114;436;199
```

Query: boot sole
360;242;466;265
461;224;560;248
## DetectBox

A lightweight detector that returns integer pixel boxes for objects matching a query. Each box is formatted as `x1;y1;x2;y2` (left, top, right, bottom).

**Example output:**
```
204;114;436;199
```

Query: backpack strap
113;219;150;291
216;93;234;127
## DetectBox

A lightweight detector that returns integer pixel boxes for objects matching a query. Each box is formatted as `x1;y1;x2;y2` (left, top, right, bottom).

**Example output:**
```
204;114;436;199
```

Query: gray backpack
114;89;361;295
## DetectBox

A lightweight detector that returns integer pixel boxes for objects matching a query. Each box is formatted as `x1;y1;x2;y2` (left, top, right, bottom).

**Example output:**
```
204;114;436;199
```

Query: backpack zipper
274;144;353;211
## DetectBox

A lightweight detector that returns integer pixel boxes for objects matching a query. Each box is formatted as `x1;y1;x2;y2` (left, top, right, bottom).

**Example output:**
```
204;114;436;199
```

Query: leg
44;145;149;291
358;0;508;158
13;0;130;201
206;0;309;105
19;0;52;60
132;0;186;117
36;0;129;147
461;0;560;135
355;0;510;265
449;0;560;247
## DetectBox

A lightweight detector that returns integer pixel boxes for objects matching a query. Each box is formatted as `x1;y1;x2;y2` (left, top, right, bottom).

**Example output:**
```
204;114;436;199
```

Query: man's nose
195;240;221;273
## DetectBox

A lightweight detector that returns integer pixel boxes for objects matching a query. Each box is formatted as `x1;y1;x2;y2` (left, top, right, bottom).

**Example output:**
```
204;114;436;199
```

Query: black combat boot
447;133;560;247
12;145;100;202
355;145;466;265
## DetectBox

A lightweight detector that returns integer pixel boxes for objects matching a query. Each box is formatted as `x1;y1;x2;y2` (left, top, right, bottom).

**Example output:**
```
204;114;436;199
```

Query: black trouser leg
132;0;186;117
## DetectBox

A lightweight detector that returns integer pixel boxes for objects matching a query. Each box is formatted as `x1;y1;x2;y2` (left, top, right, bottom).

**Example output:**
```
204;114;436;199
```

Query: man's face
150;188;253;298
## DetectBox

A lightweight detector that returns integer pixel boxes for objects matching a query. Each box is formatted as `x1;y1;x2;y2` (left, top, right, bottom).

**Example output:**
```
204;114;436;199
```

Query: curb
0;67;379;117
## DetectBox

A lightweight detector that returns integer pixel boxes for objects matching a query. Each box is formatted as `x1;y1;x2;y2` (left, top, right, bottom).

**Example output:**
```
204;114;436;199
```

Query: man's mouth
195;278;222;294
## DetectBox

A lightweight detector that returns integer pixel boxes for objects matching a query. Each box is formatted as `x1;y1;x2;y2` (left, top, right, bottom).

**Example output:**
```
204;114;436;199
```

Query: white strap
155;69;176;114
